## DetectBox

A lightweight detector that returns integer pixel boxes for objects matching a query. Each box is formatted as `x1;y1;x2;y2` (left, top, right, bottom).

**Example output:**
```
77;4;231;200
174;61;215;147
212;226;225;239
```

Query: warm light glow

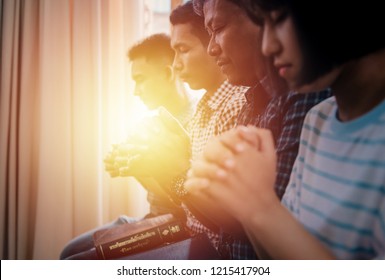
125;96;158;139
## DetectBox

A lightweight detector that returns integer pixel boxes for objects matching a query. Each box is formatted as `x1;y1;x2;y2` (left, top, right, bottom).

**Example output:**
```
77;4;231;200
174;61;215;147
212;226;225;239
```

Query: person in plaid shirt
185;0;332;259
59;1;247;259
145;1;249;226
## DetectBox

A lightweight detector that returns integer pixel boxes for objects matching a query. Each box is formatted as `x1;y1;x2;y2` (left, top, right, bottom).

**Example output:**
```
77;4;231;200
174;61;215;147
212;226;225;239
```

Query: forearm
243;226;271;259
243;199;335;260
184;193;248;238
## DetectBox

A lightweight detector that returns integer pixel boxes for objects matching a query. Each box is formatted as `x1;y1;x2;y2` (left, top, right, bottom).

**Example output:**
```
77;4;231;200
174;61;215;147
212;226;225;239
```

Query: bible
93;214;187;259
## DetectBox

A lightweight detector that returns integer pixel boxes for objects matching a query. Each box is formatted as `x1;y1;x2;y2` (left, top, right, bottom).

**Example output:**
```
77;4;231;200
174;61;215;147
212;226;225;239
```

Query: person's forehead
171;23;201;46
131;57;159;75
203;0;238;25
204;0;234;16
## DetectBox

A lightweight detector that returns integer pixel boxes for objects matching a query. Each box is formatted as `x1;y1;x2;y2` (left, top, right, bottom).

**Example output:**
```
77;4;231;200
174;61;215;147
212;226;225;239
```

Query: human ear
165;65;175;82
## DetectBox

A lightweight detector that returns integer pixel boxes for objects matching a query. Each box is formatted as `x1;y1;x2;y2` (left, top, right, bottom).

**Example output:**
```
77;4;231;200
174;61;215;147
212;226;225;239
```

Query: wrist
157;156;191;183
241;192;281;229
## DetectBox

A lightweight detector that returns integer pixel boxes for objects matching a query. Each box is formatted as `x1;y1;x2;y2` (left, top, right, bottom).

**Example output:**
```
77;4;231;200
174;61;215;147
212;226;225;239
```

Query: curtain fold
1;0;146;260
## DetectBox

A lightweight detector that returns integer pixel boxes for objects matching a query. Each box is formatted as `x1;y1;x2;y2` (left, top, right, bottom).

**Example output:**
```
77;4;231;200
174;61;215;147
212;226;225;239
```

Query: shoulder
270;90;333;121
223;85;247;109
280;89;332;109
221;94;246;122
304;96;337;122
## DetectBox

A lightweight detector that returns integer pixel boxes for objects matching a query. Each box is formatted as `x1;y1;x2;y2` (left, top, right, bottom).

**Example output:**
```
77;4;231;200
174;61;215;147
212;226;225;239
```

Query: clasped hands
185;125;278;224
104;107;191;186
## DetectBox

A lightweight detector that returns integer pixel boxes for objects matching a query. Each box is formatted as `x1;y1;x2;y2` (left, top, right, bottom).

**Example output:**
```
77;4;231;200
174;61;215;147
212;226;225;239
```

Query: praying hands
185;125;280;224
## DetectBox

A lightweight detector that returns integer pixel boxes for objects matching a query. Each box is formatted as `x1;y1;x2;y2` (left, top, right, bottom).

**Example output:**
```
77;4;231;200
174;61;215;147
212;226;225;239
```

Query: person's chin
222;67;254;86
227;74;252;87
185;80;203;91
143;101;158;111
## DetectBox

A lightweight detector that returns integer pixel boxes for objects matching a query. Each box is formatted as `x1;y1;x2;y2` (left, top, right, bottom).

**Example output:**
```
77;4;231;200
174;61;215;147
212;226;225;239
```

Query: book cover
93;214;188;259
118;233;221;260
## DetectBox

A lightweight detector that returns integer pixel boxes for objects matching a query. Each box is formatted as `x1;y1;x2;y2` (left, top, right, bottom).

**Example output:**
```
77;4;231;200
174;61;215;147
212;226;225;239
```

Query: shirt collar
244;77;274;104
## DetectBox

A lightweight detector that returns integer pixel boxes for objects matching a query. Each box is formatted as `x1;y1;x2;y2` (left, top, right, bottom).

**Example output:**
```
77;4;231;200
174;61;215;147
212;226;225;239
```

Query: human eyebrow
270;8;289;24
204;16;214;34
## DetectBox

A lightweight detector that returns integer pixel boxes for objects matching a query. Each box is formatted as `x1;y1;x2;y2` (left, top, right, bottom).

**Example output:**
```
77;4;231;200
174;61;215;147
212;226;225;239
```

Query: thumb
258;129;276;155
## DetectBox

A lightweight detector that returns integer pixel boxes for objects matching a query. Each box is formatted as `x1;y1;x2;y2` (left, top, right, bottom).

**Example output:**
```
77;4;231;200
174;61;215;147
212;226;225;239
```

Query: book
117;233;221;260
93;214;188;259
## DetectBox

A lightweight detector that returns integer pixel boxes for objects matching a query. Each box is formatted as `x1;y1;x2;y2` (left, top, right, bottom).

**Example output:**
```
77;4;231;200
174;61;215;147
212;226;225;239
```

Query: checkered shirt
146;81;247;220
187;80;248;160
182;80;248;249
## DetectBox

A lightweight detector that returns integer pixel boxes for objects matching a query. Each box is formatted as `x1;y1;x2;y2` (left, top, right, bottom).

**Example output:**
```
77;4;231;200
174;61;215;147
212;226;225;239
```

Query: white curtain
0;0;149;259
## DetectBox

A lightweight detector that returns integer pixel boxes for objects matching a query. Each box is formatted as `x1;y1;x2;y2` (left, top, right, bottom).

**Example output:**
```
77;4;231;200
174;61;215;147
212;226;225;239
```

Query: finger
218;129;254;154
258;129;276;154
236;126;261;148
202;138;236;169
118;167;130;177
123;154;152;177
190;159;228;181
184;177;211;193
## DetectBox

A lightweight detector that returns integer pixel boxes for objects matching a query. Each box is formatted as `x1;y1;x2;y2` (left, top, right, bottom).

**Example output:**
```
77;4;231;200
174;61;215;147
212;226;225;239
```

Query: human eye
270;9;288;25
206;27;213;36
212;23;225;33
209;18;226;34
134;76;145;84
177;45;189;54
252;14;265;26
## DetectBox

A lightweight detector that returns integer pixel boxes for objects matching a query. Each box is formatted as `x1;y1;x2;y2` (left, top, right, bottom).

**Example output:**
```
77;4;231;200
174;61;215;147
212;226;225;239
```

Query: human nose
262;24;281;58
207;35;221;57
172;55;183;73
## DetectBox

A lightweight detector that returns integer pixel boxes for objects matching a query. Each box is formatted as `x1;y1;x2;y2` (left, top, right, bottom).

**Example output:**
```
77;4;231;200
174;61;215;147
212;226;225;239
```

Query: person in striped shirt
185;0;385;259
189;0;330;259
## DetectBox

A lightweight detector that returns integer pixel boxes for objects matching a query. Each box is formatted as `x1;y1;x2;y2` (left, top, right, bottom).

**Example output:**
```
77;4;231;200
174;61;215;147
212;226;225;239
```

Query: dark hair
170;1;209;47
192;0;288;96
251;0;385;83
193;0;262;25
127;33;174;63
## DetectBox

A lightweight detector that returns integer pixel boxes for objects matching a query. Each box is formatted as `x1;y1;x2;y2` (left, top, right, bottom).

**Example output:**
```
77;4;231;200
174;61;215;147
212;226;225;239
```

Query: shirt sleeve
274;90;331;199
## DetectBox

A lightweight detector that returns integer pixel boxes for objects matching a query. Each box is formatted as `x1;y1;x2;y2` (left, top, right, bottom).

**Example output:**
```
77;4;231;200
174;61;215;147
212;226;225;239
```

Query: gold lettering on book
108;231;156;250
120;239;151;253
170;225;180;233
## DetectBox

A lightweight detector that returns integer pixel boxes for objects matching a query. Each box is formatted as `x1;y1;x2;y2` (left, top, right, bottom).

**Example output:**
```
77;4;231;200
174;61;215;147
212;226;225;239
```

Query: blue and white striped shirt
282;96;385;259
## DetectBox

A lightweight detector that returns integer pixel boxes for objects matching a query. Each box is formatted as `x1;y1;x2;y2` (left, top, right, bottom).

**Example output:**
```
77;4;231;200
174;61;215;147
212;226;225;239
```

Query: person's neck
163;81;189;117
204;75;226;96
333;48;385;122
